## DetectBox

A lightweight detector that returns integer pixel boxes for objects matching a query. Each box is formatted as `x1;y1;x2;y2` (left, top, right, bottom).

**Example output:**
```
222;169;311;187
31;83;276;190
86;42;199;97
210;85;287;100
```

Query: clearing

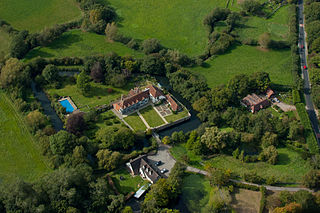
0;29;11;58
190;45;292;88
0;0;81;32
25;30;144;60
0;91;50;183
108;0;240;56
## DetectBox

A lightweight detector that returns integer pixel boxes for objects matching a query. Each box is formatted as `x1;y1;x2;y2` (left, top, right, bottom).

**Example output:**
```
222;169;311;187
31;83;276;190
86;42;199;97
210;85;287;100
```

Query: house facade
126;155;160;184
113;84;175;114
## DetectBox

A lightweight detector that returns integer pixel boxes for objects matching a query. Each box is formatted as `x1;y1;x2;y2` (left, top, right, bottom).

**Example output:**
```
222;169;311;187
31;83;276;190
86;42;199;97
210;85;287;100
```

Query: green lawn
0;29;11;58
171;143;311;183
46;80;133;112
190;45;292;88
164;108;189;123
110;167;148;195
209;148;311;183
0;91;50;183
139;105;165;127
0;0;81;32
24;30;144;60
124;113;147;131
180;173;212;213
235;6;290;41
107;0;240;56
170;143;204;169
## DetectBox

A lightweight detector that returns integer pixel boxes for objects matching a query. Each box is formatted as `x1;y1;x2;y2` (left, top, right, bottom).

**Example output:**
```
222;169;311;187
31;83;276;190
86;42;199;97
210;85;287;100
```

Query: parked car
155;161;162;166
304;65;307;69
160;168;168;174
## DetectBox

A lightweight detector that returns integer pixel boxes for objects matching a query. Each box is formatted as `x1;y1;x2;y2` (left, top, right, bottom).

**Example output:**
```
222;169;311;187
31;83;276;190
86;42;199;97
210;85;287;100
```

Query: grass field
46;80;133;112
0;0;81;32
190;45;292;88
235;6;289;41
164;108;189;123
0;91;50;183
180;173;212;212
107;0;240;56
0;29;11;58
110;167;147;195
139;105;165;127
124;113;147;131
24;30;144;60
171;144;311;183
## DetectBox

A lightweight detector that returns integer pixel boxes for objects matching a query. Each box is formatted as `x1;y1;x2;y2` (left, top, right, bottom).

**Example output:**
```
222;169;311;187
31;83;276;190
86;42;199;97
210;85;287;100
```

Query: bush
231;182;260;191
292;89;301;104
243;172;264;184
141;38;162;54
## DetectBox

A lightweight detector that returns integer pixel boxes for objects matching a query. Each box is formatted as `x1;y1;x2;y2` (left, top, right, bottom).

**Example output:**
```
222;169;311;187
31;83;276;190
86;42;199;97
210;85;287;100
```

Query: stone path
137;111;150;128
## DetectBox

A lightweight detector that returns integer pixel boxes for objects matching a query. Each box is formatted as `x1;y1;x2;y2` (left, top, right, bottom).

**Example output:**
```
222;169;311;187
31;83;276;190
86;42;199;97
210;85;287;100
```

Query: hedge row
231;181;260;191
292;89;301;104
259;186;266;213
295;103;319;154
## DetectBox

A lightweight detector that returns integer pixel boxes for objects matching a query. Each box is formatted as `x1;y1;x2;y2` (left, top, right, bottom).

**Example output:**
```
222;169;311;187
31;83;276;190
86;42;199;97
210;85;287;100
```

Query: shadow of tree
277;152;290;165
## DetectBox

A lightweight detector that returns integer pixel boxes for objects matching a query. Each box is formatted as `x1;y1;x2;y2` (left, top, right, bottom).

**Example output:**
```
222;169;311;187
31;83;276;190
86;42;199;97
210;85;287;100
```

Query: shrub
141;38;162;54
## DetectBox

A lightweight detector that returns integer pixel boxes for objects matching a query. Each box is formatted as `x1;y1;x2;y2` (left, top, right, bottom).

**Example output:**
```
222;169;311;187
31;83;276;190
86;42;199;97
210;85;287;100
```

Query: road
298;0;320;144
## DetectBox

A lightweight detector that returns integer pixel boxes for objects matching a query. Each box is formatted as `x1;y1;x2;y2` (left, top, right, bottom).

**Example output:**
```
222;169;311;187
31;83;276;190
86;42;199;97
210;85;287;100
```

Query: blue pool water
59;99;75;113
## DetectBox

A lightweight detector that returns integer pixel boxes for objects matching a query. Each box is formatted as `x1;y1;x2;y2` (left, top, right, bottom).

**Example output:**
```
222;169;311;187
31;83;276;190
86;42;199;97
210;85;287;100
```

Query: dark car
155;161;162;166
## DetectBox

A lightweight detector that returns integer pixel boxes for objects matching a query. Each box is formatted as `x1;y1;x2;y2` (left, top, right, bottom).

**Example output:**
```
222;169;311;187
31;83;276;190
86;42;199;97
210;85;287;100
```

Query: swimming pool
59;99;75;113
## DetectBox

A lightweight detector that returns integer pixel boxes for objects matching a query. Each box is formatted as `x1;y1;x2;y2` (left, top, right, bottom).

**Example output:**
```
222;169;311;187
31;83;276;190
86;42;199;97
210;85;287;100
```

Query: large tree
42;64;59;82
77;70;91;95
66;113;86;135
0;58;27;89
49;130;77;156
201;127;228;153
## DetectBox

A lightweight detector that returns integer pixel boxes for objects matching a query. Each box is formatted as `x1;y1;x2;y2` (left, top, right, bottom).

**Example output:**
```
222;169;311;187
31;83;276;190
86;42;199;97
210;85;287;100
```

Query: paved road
298;0;320;144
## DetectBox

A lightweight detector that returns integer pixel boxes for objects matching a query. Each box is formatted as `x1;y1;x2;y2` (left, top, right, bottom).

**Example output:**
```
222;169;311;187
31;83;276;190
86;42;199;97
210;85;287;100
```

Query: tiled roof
147;85;164;98
128;155;160;183
266;89;274;98
166;95;178;111
114;90;149;109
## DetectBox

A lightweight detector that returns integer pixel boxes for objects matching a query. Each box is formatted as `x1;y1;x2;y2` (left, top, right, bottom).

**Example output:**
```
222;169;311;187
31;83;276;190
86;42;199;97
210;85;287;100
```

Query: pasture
0;91;50;183
190;45;292;88
0;0;81;32
107;0;241;56
25;30;144;60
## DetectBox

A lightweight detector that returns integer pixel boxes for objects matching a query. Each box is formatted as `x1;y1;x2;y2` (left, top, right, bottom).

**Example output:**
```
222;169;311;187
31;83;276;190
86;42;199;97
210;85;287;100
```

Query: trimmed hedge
295;103;319;154
292;89;301;104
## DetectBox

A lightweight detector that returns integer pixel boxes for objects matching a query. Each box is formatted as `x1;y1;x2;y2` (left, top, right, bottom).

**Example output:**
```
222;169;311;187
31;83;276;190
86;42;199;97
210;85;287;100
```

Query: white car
160;168;168;174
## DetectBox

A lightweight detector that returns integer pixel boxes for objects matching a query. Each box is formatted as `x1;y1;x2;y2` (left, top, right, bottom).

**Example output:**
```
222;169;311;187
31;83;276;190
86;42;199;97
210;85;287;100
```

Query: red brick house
166;94;179;111
241;93;270;113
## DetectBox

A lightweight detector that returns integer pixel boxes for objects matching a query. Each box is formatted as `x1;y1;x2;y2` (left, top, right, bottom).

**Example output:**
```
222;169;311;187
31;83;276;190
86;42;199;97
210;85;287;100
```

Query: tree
49;130;77;156
241;0;262;15
66;113;86;135
203;7;231;32
211;86;232;110
258;145;278;165
261;132;279;148
162;136;171;145
122;206;133;213
71;145;88;166
201;127;228;153
77;70;91;95
192;96;211;112
303;170;320;189
96;149;121;170
89;178;113;212
259;32;271;49
109;74;126;88
25;110;48;132
226;12;241;29
311;37;320;53
9;31;29;59
140;55;165;75
206;166;231;186
273;202;302;213
105;22;118;41
90;62;104;83
113;127;135;150
251;72;271;92
227;74;251;100
42;64;59;82
142;38;162;54
0;58;26;89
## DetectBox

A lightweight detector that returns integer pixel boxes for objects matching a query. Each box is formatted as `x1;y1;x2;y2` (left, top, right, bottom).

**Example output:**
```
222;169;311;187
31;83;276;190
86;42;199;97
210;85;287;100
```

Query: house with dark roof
126;155;160;184
166;94;179;112
241;93;270;113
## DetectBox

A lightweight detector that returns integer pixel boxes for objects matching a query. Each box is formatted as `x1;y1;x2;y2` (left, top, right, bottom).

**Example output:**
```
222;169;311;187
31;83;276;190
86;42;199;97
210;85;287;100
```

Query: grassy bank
0;91;50;183
0;0;81;32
